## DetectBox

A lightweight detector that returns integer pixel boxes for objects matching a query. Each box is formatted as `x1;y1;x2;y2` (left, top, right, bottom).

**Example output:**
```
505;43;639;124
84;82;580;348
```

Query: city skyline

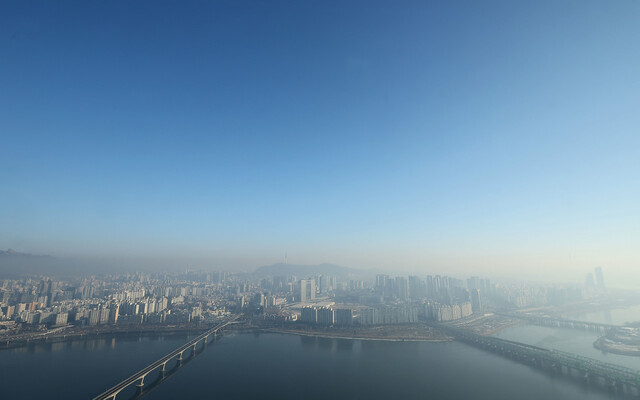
2;1;639;285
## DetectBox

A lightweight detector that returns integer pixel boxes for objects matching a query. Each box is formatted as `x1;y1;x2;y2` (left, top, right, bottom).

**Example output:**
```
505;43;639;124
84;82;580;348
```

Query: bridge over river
91;316;240;400
499;312;620;333
440;324;640;395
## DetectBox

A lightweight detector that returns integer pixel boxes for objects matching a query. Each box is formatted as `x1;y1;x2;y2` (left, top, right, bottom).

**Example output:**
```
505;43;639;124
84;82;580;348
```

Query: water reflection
316;337;334;350
300;335;317;348
494;325;640;370
335;339;353;352
0;332;625;400
50;342;65;352
129;341;209;400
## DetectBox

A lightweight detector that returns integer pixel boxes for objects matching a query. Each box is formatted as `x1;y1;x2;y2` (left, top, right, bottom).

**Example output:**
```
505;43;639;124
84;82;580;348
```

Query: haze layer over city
1;1;639;400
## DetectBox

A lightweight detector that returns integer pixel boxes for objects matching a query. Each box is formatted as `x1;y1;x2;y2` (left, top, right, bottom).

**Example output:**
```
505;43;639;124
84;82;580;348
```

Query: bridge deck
92;316;239;400
442;324;640;387
500;312;620;329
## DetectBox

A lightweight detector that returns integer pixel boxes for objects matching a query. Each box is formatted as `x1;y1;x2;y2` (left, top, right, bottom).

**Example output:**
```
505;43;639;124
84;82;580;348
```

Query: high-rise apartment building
298;279;316;302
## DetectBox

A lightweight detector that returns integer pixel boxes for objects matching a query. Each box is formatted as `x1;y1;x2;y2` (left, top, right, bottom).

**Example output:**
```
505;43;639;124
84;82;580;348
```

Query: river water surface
0;331;628;400
569;304;640;326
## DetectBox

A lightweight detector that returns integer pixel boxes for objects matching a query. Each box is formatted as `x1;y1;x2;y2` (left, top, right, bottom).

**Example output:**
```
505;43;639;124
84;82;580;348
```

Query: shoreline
256;327;454;342
0;326;208;350
477;320;525;336
593;336;640;357
1;324;455;350
549;302;640;322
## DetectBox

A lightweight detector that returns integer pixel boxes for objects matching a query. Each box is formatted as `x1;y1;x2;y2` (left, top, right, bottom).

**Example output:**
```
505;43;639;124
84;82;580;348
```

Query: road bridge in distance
500;312;620;333
91;315;240;400
439;323;640;396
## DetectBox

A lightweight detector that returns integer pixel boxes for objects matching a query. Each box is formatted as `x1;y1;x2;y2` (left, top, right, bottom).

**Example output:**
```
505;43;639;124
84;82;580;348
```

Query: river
568;304;640;326
0;331;626;400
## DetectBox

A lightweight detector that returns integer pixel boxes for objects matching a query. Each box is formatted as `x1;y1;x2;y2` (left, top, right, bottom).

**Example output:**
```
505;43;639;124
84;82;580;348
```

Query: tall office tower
594;267;605;291
585;273;595;290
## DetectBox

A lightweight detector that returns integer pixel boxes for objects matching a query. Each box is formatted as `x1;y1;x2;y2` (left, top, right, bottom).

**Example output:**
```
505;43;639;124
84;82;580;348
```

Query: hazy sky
1;1;639;284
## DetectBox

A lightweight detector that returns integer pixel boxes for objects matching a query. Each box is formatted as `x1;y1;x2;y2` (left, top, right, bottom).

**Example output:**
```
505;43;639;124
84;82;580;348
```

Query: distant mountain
0;249;79;278
0;249;54;262
254;262;356;277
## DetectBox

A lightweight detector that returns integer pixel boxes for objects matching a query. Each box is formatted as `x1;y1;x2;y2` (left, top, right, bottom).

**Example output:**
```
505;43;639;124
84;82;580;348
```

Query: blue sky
1;1;639;283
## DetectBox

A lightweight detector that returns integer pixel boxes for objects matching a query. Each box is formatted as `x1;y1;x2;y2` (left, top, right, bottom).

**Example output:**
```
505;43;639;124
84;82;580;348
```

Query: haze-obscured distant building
585;273;595;290
426;301;472;321
470;289;483;314
359;305;418;325
595;267;605;291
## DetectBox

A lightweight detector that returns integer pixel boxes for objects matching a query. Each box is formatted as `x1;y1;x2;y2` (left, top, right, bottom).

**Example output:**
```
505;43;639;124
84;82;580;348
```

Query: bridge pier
549;362;562;374
600;377;615;391
614;380;626;393
135;376;145;394
581;372;590;384
192;343;197;355
178;351;184;362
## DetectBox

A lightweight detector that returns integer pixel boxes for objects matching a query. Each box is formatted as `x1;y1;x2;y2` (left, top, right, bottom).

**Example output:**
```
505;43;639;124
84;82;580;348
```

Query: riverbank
256;324;453;342
593;335;640;357
0;325;208;350
1;323;452;350
445;313;525;336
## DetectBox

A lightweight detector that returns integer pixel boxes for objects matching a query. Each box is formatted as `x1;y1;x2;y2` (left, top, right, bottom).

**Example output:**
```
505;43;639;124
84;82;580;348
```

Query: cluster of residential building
0;266;599;340
0;272;234;334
